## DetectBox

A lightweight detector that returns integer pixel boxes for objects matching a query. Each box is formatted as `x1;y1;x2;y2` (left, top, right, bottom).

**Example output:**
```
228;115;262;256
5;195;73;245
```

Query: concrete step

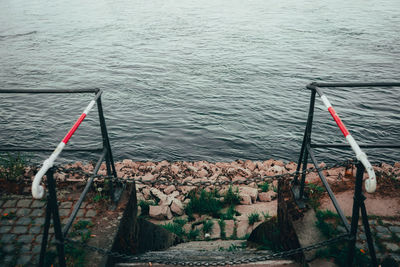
115;240;299;267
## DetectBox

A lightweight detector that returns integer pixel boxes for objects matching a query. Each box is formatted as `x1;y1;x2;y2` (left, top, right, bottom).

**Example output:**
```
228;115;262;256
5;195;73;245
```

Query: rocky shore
50;159;400;240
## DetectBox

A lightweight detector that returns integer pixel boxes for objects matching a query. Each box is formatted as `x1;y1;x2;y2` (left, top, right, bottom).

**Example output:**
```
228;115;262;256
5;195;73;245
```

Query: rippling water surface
0;0;399;163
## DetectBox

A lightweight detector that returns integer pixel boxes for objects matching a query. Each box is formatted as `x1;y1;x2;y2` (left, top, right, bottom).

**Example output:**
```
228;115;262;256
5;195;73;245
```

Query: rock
236;220;248;238
285;162;297;172
244;160;256;171
150;188;168;203
239;186;258;202
171;164;180;174
327;168;341;177
274;160;285;167
232;175;246;183
141;174;155;181
259;191;277;202
164;185;176;195
240;194;252;205
197;169;208;177
142;188;151;199
382;163;393;172
170;199;184;216
149;205;173;220
170;191;180;198
267;165;285;175
180;186;196;195
394;162;400;168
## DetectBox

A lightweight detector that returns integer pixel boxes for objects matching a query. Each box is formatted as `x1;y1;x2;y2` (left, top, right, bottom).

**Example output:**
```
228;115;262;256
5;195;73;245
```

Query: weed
173;218;187;227
230;223;238;239
248;212;260;225
73;220;93;230
162;222;186;238
220;205;239;220
227;244;239;252
0;152;30;181
202;220;214;235
262;211;271;221
260;182;270;192
188;229;200;240
185;190;222;218
223;186;240;205
1;211;16;220
138;200;155;216
306;183;325;209
219;219;226;239
272;186;278;193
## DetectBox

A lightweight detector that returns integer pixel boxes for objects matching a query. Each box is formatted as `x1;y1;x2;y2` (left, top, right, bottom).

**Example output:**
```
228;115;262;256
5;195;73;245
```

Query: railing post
37;168;66;267
293;89;316;206
347;163;378;266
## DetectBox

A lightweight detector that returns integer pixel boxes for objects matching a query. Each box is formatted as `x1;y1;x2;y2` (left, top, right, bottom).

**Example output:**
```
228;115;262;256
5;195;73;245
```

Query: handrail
31;90;102;199
308;83;376;193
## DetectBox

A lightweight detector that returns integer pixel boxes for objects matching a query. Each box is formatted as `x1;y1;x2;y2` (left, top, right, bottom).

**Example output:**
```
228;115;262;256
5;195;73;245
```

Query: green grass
0;152;30;181
220;205;240;220
223;186;240;205
185;189;223;218
259;182;270;192
262;211;271;221
162;222;186;238
188;229;200;240
248;212;260;225
306;183;325;209
202;220;214;235
219;219;226;239
315;210;370;266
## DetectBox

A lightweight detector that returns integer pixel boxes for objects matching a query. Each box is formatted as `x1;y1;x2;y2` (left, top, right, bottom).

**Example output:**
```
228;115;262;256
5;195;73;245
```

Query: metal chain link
64;234;350;266
54;158;355;188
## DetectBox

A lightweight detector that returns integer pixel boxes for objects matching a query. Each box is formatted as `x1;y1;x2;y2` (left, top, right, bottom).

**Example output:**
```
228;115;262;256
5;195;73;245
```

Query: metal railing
0;88;118;267
293;81;400;266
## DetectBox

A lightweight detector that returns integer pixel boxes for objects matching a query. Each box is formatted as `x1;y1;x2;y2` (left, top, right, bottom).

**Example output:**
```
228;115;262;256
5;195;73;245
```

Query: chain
64;233;349;265
54;158;355;188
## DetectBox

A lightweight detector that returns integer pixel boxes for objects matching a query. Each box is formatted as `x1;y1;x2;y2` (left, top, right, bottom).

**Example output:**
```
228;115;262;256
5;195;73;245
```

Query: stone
30;226;42;234
210;220;221;239
17;254;32;265
142;188;151;199
383;242;400;252
149;205;173;220
239;194;252;205
30;209;44;216
3;200;17;208
239;186;258;203
180;186;196;195
197;169;208;177
0;226;12;234
60;201;73;209
16;208;31;216
86;210;97;217
16;217;32;225
376;226;390;233
259;191;277;202
389;226;400;233
244;160;256;171
141;174;155;181
59;209;70;217
224;220;235;238
1;234;16;243
150;188;168;203
14;226;28;234
266;165;285;175
170;199;184;216
18;234;34;243
171;165;180;174
164;185;176;195
17;199;32;208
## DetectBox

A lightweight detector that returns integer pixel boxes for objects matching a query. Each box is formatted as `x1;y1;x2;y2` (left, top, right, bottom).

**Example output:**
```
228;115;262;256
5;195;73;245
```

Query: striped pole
317;88;376;193
32;92;101;199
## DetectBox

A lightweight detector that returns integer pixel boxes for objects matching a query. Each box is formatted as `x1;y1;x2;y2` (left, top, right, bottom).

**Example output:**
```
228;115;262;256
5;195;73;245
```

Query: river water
0;0;399;163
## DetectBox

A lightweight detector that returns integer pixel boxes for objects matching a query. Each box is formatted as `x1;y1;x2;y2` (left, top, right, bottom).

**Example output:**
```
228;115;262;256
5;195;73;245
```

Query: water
0;0;399;164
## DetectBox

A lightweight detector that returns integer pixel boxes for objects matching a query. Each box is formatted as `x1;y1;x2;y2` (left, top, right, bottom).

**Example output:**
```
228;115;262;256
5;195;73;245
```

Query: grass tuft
248;212;260;225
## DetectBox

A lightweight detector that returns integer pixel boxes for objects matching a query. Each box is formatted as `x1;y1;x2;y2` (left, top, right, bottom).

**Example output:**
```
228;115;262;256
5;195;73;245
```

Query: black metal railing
293;81;400;266
0;88;118;267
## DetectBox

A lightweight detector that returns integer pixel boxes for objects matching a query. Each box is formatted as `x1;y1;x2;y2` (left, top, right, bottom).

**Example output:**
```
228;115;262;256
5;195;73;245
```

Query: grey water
0;0;399;164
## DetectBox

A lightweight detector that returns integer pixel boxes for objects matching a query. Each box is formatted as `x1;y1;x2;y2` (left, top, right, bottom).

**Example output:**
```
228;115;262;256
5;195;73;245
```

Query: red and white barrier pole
32;95;99;199
318;91;376;193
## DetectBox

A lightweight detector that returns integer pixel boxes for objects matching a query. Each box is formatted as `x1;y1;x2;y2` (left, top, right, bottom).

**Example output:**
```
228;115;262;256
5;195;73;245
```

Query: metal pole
46;168;67;267
294;89;316;184
38;198;52;267
347;163;364;266
96;95;117;177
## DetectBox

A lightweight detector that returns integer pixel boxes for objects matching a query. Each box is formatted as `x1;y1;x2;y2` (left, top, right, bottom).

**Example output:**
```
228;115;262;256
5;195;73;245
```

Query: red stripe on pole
328;107;350;137
62;113;87;144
